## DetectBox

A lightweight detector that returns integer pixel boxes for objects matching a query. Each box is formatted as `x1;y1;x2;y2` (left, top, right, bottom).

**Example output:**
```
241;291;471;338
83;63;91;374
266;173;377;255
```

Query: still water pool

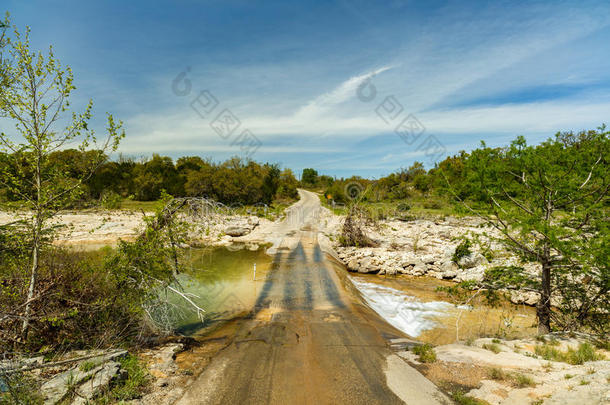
167;245;273;335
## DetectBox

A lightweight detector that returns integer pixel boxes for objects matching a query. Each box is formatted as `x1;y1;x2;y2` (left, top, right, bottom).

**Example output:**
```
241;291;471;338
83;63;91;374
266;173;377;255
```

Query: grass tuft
534;342;603;365
488;367;508;380
512;373;536;388
452;391;489;405
412;344;437;363
482;343;501;354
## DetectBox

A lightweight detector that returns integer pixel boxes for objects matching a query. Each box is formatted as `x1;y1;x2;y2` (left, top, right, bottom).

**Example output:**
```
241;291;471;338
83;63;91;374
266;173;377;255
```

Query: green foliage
412;344;437;363
301;168;318;186
103;354;150;401
0;20;124;339
441;127;610;335
0;247;146;352
0;371;43;404
0;153;299;206
79;359;101;372
396;202;411;211
452;238;472;264
534;342;603;365
451;391;488;405
100;190;122;209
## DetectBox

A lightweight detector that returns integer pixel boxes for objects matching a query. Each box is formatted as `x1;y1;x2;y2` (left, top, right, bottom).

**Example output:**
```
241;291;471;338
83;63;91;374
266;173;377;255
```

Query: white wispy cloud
294;65;395;118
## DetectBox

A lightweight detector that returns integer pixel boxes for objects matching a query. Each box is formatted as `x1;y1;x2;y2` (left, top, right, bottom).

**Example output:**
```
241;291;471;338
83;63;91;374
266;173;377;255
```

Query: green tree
0;22;123;336
277;168;299;199
261;164;280;204
301;168;318;186
458;129;609;334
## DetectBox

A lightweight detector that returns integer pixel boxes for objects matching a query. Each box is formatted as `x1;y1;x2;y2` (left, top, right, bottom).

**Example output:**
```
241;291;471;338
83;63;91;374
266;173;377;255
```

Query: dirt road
176;190;449;405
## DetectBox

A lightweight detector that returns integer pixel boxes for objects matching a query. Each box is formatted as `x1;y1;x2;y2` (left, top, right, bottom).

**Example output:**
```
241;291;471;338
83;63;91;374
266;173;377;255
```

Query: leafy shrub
412;344;437;363
0;247;148;352
105;355;150;401
100;191;122;209
0;372;44;404
396;202;411;212
452;238;472;264
423;200;442;209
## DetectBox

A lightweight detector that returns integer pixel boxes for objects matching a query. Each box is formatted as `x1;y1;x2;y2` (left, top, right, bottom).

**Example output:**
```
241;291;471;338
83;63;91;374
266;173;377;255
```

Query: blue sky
3;0;610;178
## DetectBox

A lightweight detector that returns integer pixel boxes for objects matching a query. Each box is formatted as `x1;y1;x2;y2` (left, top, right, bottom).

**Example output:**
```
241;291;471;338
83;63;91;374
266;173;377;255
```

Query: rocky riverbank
326;216;542;306
0;210;273;250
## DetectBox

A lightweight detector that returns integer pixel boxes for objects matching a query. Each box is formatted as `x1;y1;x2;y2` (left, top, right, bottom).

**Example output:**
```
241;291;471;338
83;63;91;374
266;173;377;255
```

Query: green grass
412;344;437;363
452;391;489;405
482;343;502;354
488;367;508;380
96;354;150;403
117;199;161;212
79;359;101;372
318;193;460;219
534;342;603;365
513;373;536;388
489;367;536;388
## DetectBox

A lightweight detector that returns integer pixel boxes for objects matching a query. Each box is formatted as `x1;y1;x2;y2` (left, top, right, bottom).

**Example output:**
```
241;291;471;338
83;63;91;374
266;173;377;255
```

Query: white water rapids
350;277;468;337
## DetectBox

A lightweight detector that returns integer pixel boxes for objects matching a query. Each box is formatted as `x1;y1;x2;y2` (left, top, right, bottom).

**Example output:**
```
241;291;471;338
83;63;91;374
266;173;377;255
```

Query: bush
452;238;472;264
100;191;122;209
423;200;442;209
0;247;148;352
104;355;150;401
339;208;377;248
412;344;437;363
396;202;411;212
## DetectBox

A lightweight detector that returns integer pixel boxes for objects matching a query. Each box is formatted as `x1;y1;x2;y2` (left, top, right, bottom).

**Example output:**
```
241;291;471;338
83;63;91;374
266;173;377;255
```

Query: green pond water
167;245;273;335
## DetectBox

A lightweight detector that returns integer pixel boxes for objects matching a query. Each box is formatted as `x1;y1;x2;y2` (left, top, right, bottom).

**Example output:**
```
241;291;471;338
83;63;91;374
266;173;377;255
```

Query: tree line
0;152;299;206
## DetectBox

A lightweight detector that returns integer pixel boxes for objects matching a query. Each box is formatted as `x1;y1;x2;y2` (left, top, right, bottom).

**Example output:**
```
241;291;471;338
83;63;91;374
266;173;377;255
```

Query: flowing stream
349;273;536;345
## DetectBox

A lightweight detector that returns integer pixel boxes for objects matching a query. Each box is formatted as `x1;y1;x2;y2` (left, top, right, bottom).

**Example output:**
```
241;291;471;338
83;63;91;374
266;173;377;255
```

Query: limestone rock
458;252;488;269
509;290;540;305
346;258;360;272
225;226;251;237
71;361;121;405
358;257;379;273
440;260;458;279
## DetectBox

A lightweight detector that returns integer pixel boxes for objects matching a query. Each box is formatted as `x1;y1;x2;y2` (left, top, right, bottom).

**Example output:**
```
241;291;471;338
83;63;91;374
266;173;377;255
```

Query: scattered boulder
225;226;251;237
346;258;360;272
40;350;127;405
458;252;488;269
509;290;540;305
440;260;458;279
71;361;121;405
247;216;260;227
358;256;379;274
